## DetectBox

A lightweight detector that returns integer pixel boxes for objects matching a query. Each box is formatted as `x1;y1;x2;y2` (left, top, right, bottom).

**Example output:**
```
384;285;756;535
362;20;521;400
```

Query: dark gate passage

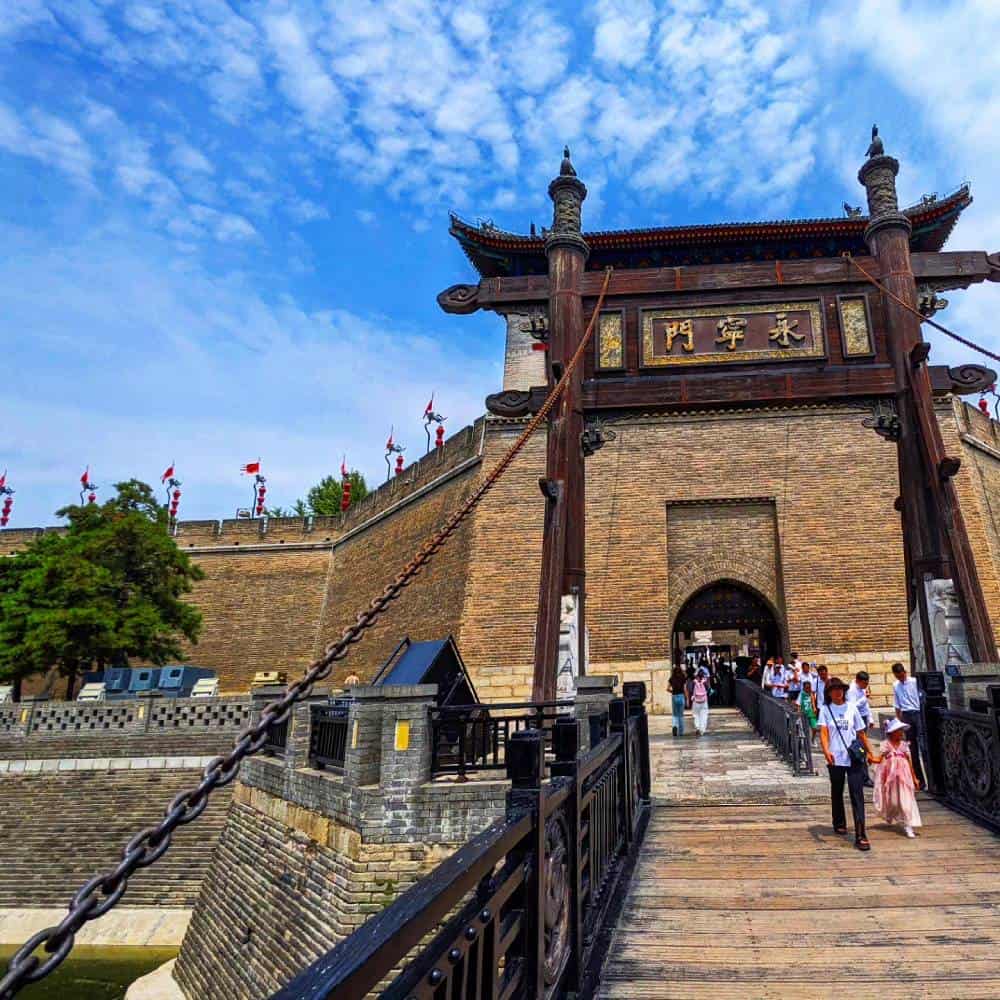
672;581;782;666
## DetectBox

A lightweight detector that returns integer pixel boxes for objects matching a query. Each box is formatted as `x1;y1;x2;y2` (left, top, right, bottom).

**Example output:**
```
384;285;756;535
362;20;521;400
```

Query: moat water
0;946;177;998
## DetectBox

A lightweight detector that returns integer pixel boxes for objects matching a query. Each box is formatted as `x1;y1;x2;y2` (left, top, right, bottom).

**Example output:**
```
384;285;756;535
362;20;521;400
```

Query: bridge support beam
534;148;590;702
859;140;996;666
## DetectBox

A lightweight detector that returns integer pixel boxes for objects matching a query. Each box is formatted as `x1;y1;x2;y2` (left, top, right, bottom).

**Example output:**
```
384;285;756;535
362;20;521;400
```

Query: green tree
0;480;205;700
297;470;369;516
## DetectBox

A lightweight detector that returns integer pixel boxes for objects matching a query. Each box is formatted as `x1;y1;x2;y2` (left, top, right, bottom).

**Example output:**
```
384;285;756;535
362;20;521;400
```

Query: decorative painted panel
597;311;625;370
640;301;825;367
838;295;874;357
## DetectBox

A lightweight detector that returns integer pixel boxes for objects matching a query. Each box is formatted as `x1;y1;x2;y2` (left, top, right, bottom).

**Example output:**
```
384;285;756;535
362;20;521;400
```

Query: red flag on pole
340;457;348;478
241;460;260;475
80;466;90;487
161;463;175;483
385;429;394;450
424;394;434;417
0;469;5;490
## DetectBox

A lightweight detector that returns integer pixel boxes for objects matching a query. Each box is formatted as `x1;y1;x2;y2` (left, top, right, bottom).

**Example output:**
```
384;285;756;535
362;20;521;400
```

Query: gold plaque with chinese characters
640;301;825;367
838;296;874;357
597;311;624;369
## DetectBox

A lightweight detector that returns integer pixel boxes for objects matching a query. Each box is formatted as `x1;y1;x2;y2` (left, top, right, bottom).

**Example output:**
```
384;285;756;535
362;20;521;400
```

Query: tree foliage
295;470;369;517
0;480;205;698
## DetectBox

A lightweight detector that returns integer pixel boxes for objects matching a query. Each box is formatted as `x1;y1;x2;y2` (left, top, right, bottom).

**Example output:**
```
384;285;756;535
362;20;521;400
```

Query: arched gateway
671;580;783;666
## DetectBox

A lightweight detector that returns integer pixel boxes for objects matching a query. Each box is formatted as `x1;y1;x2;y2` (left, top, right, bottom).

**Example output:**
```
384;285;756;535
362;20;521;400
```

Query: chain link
0;267;613;998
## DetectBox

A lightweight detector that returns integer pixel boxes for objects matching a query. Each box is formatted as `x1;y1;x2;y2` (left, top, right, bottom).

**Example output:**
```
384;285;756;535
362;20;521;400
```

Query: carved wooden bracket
939;456;962;480
485;387;547;418
910;342;931;366
929;363;998;396
436;283;481;314
987;251;1000;281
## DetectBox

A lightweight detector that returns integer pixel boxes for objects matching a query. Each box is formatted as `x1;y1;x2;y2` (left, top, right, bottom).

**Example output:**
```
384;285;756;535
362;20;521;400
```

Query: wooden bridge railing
735;679;814;775
269;687;651;1000
924;678;1000;834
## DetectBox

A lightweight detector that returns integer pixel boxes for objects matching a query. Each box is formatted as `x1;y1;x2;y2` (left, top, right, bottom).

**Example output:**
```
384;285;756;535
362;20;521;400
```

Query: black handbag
828;705;868;768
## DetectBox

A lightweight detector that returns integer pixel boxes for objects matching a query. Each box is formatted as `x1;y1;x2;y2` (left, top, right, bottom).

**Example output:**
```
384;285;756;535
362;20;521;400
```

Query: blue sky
2;0;999;525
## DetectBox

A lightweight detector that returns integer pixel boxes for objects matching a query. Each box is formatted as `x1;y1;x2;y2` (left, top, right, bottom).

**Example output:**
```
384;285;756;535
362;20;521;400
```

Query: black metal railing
429;700;574;779
735;679;814;775
270;689;651;1000
926;695;1000;834
309;704;349;772
262;715;289;757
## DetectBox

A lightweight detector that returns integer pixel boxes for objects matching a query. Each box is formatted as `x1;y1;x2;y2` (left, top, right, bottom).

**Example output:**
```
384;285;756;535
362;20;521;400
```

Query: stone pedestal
574;674;617;749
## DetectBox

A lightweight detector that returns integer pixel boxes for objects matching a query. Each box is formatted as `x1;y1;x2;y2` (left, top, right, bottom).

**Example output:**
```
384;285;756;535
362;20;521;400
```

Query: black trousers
827;763;866;835
900;710;926;786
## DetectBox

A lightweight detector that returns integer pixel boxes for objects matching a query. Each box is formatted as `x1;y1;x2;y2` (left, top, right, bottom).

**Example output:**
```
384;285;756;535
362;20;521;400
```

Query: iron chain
0;268;614;998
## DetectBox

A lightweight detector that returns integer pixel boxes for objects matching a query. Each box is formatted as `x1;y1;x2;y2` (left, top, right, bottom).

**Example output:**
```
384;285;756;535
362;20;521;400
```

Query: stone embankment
0;769;232;909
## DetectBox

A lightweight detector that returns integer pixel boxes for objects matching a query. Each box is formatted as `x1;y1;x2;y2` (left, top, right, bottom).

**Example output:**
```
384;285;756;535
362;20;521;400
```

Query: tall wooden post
859;137;996;666
533;149;589;702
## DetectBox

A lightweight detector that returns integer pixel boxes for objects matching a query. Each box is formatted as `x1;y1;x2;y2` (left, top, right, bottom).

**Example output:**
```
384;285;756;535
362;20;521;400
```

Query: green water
0;946;177;999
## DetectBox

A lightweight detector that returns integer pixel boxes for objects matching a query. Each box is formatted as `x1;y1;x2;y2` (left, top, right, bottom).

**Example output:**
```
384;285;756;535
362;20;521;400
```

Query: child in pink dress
873;718;922;837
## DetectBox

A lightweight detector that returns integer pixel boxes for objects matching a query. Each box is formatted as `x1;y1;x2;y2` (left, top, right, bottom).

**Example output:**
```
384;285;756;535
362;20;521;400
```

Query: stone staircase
0;731;238;760
0;769;233;907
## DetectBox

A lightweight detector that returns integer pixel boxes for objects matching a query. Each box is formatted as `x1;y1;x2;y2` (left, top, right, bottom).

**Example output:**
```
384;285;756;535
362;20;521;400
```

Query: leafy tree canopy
294;470;369;517
0;480;204;698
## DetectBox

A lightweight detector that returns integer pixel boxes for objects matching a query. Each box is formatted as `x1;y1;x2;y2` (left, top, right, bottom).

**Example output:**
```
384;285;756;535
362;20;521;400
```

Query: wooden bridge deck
600;711;1000;999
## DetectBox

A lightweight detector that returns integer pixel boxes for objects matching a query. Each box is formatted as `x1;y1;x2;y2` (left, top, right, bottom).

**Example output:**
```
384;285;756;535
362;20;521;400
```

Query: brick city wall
173;685;509;1000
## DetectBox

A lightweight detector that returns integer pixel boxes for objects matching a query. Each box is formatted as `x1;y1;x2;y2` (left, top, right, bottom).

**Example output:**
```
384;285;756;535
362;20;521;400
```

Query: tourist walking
872;719;923;838
891;662;925;787
762;658;787;699
669;665;688;738
799;680;819;742
819;676;876;850
814;664;829;710
687;668;711;736
846;670;875;786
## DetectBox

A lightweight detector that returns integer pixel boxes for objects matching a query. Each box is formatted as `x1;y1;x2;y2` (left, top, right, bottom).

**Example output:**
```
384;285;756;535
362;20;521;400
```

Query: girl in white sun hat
872;718;923;837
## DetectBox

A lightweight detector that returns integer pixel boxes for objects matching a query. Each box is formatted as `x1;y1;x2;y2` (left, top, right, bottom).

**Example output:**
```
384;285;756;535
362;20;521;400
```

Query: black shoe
672;725;678;737
855;836;871;851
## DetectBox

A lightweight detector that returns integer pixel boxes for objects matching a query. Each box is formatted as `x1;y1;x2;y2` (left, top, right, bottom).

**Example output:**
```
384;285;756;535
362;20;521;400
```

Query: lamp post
0;471;13;527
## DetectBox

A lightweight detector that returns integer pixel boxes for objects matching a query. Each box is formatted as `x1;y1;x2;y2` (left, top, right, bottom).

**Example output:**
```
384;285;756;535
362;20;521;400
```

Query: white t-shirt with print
819;702;866;767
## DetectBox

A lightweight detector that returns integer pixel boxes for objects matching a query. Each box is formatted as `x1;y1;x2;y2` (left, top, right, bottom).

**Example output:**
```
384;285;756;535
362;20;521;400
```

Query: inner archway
671;580;782;675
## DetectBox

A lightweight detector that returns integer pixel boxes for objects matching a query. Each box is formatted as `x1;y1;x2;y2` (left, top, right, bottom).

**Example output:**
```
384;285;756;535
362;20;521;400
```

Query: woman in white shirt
819;676;877;851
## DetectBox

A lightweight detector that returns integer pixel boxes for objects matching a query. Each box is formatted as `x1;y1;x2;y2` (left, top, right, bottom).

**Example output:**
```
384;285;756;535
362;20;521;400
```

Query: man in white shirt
846;671;872;729
763;660;786;699
892;662;925;787
814;665;828;709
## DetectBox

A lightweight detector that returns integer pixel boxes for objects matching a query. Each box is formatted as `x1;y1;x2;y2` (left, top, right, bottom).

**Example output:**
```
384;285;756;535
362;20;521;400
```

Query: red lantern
341;480;351;512
172;489;181;500
435;425;445;449
395;454;404;476
256;504;265;515
88;492;97;504
2;500;11;513
0;517;7;527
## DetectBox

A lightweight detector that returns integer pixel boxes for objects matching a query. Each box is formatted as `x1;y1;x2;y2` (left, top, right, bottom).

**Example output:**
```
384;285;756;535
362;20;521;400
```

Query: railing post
376;684;439;791
917;671;948;794
506;729;546;999
574;675;616;750
608;697;632;847
623;681;650;800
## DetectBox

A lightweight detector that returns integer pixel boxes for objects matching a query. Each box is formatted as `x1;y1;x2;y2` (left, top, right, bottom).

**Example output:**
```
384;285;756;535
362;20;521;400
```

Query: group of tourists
667;655;736;737
673;652;927;851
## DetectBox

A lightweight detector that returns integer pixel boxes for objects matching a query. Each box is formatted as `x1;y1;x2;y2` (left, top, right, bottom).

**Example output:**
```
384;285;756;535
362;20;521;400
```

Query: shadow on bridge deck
601;710;1000;999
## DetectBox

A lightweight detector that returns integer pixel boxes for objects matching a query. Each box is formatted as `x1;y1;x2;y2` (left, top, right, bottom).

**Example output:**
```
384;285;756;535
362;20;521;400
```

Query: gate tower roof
449;185;971;278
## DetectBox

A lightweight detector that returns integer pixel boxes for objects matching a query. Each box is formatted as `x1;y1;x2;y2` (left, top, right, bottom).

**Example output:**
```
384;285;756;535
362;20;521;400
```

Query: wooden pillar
533;149;589;702
859;140;996;666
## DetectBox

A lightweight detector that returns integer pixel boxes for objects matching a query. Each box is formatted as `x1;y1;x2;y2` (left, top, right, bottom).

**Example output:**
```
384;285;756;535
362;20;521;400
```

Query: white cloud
0;222;500;524
170;142;214;175
0;102;94;185
591;0;654;68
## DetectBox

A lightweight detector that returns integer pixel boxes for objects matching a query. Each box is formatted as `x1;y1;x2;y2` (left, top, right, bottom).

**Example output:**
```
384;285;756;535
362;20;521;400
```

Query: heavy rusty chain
0;266;614;998
846;254;1000;365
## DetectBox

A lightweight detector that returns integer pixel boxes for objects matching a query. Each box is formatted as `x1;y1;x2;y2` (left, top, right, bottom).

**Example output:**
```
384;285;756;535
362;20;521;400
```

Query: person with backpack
687;667;711;736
